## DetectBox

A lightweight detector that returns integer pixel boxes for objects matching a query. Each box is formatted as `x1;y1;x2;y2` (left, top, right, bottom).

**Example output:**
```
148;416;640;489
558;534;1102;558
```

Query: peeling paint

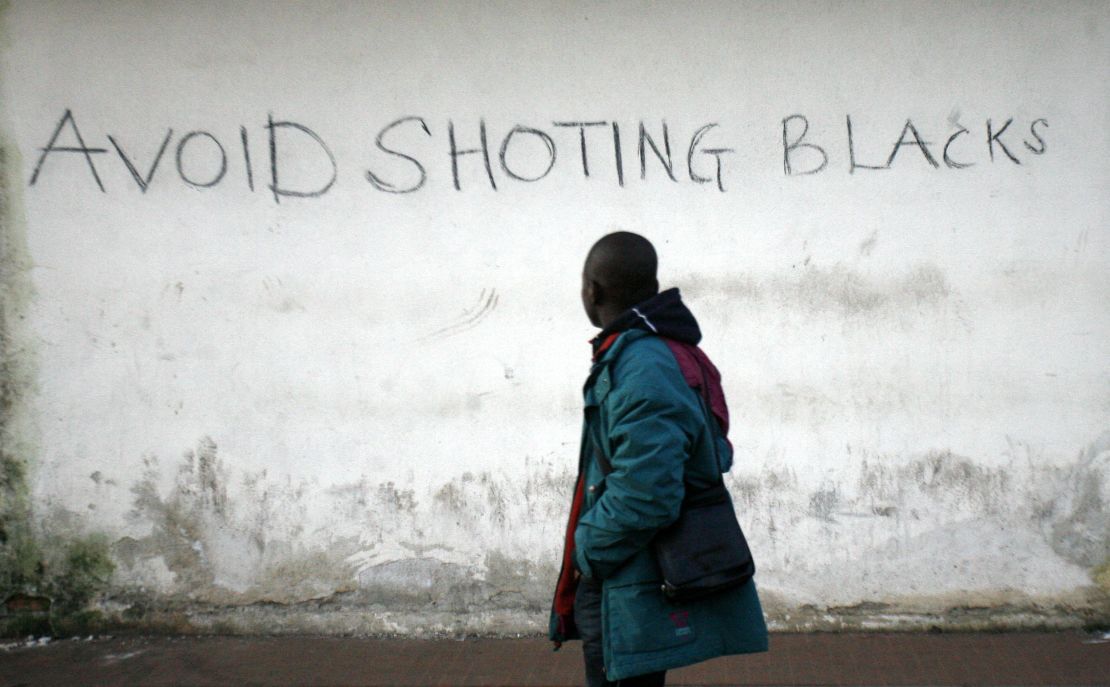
1045;432;1110;569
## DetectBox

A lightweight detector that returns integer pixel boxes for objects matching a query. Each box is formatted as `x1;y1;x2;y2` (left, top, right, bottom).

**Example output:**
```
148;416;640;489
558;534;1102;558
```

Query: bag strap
689;354;727;488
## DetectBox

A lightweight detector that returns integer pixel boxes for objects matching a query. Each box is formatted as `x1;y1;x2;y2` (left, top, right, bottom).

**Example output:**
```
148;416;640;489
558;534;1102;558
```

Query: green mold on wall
0;18;114;635
1094;560;1110;594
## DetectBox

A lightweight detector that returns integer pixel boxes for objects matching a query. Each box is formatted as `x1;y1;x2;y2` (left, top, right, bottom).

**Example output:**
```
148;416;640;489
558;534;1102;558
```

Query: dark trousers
574;577;666;687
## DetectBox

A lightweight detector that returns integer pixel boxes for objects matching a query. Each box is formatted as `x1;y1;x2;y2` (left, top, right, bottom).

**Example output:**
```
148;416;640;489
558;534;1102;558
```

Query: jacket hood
592;288;701;357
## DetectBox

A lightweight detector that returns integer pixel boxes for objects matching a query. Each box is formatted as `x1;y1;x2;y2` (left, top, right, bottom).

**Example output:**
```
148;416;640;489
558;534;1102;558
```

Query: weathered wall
1;1;1107;634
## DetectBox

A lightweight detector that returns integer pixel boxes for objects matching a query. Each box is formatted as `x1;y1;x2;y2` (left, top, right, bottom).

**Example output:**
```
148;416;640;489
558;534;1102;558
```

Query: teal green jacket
549;330;768;680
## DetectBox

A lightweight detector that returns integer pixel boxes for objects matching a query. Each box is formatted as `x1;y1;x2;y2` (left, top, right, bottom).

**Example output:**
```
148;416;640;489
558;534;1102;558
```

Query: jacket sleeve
574;344;699;579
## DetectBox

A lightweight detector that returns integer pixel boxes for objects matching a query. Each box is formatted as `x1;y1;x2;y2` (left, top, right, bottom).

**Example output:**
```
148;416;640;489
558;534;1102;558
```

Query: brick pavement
0;632;1107;686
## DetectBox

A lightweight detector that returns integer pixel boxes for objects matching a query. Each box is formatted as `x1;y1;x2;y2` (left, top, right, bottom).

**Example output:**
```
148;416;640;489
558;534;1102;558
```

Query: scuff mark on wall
906;450;1011;514
422;288;500;342
683;263;951;318
859;230;878;257
808;482;840;522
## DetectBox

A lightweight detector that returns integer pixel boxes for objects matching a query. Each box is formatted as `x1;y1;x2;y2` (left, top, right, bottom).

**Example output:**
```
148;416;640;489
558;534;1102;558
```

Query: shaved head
581;231;659;327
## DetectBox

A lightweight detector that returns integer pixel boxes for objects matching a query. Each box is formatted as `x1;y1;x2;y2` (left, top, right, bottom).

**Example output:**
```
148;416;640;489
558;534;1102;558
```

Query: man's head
581;231;659;328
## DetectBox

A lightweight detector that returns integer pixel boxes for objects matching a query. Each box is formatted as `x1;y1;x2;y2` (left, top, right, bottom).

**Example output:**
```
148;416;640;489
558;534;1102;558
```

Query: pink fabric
662;339;732;452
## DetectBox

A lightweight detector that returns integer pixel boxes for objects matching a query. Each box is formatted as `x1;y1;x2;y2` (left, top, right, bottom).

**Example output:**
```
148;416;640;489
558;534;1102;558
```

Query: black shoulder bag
592;359;755;602
652;483;754;602
652;373;755;602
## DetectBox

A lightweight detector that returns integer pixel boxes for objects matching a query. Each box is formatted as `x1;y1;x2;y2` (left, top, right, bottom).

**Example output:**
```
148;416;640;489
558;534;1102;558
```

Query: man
550;232;768;686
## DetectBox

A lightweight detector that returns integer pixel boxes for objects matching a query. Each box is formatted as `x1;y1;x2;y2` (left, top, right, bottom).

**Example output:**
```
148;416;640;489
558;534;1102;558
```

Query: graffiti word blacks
782;114;1049;175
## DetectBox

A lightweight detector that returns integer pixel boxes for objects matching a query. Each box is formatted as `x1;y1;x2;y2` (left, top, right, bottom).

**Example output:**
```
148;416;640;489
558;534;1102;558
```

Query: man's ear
586;278;603;305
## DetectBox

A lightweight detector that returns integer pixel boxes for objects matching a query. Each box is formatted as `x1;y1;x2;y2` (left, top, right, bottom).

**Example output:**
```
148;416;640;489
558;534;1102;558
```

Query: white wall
1;1;1107;632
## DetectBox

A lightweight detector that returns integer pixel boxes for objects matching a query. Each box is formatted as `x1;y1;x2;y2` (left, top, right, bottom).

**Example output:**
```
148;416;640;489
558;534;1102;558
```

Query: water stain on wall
684;263;950;318
808;482;840;522
120;437;355;605
11;426;1104;636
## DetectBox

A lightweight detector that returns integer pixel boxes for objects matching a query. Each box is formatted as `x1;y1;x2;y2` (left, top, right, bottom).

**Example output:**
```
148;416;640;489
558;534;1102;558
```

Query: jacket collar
589;288;701;361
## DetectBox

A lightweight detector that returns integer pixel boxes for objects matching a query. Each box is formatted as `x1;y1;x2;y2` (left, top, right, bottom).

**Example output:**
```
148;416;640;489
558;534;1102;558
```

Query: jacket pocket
603;580;698;654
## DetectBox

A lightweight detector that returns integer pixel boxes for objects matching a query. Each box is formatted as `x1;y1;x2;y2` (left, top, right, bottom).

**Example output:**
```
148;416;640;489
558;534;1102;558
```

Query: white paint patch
347;541;473;580
101;649;146;663
127;556;178;590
